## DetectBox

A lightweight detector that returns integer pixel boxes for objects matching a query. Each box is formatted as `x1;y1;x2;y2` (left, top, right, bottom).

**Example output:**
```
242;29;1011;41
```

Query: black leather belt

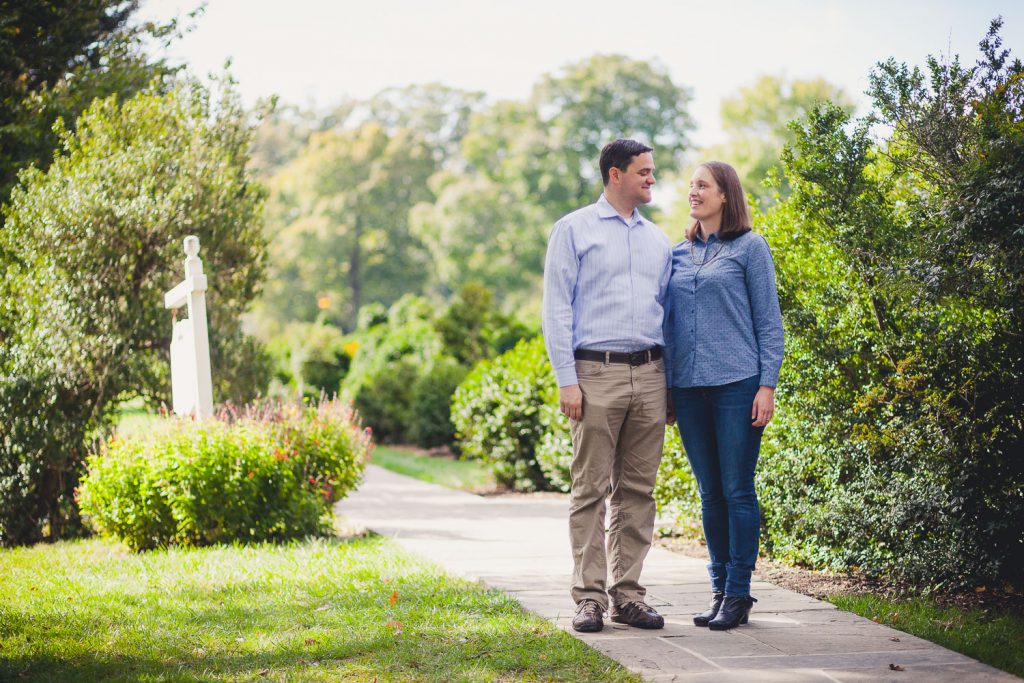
574;347;663;366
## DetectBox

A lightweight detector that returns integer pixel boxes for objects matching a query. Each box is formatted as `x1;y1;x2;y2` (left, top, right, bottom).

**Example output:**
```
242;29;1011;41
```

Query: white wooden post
164;236;215;420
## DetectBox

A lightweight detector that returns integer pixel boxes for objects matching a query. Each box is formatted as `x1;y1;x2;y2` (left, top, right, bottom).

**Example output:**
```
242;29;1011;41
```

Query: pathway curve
337;465;1019;682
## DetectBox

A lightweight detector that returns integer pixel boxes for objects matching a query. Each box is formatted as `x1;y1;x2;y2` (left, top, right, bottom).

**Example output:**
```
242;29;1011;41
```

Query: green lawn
0;535;637;682
829;593;1024;678
113;397;165;437
371;446;496;492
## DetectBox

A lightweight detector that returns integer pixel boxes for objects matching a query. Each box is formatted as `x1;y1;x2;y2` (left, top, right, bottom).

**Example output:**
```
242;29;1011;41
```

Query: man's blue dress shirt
664;230;784;388
542;194;672;388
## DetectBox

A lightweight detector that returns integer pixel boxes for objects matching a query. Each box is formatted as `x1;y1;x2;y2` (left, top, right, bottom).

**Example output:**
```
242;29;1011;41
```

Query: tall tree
409;172;548;305
0;80;269;545
707;75;853;207
359;83;485;167
464;54;694;219
0;0;180;207
260;122;437;331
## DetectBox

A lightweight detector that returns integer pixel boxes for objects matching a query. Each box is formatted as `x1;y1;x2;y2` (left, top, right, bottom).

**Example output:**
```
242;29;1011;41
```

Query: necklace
690;237;726;267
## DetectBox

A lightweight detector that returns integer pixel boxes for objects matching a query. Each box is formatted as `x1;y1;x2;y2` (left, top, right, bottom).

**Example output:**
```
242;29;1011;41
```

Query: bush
534;400;571;491
78;398;370;551
342;289;530;448
342;295;444;445
653;428;701;535
409;359;470;449
752;23;1024;589
269;322;351;399
452;337;555;491
354;357;420;443
0;80;268;545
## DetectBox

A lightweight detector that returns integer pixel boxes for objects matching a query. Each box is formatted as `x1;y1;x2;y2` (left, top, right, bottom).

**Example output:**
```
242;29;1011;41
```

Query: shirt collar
692;230;720;245
597;194;643;227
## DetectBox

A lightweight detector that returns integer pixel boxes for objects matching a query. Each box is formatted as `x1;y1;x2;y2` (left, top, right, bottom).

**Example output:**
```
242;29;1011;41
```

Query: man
542;138;672;632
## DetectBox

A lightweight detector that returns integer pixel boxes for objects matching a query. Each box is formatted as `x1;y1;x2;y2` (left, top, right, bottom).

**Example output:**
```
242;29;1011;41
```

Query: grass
370;446;496;492
0;535;638;683
113;397;164;438
829;593;1024;678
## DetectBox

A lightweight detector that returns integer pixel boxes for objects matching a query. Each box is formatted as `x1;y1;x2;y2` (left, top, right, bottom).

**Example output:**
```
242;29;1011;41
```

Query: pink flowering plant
78;398;371;551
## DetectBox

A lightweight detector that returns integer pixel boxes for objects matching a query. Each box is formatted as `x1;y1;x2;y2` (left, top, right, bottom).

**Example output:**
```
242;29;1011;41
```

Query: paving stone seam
339;466;1023;682
656;636;726;671
710;647;950;660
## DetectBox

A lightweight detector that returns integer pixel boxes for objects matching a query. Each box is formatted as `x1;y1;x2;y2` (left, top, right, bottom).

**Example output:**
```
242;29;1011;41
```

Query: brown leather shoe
610;601;665;629
572;599;605;632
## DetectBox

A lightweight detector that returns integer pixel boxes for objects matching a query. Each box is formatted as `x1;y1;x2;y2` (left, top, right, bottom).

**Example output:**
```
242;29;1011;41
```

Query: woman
664;161;784;630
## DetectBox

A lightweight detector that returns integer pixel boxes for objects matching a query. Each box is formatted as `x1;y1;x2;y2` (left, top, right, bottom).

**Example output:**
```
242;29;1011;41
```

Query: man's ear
608;166;621;185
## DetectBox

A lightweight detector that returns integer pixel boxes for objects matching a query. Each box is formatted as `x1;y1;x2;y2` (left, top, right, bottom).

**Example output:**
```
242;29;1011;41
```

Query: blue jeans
671;375;763;597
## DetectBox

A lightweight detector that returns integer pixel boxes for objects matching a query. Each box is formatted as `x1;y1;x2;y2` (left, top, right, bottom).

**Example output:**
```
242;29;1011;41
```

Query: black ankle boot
708;595;757;630
692;593;724;627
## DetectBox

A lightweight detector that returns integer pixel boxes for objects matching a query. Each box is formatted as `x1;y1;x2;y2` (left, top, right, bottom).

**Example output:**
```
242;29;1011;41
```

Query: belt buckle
628;350;642;366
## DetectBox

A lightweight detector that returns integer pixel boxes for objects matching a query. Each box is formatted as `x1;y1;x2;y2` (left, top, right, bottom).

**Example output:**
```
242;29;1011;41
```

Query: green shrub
78;398;370;551
653;427;701;535
273;322;352;398
342;295;444;445
409;359;470;449
342;289;528;448
751;24;1024;589
354;357;420;444
0;80;268;545
451;337;554;491
535;399;571;491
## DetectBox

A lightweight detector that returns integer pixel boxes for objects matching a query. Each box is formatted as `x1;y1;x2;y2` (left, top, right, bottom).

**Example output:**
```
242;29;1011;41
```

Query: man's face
615;152;656;206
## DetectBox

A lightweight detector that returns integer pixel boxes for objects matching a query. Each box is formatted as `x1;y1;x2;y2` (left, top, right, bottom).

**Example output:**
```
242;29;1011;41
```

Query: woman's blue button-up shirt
664;230;784;388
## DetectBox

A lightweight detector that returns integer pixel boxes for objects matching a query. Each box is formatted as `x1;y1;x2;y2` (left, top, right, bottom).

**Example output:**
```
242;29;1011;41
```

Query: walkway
337;465;1019;682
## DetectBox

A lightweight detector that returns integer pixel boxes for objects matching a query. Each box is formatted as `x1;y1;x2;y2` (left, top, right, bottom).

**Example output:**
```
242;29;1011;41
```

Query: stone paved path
337;465;1020;682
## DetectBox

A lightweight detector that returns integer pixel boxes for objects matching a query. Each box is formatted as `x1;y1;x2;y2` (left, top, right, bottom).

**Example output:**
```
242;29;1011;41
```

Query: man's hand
560;384;583;421
666;388;676;426
751;386;775;427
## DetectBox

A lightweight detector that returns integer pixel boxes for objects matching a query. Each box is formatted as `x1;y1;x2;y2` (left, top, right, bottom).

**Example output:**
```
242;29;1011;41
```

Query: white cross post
164;235;214;420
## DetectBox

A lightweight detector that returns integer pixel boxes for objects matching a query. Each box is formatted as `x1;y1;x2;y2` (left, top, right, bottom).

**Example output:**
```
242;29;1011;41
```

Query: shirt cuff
759;369;779;388
555;364;578;387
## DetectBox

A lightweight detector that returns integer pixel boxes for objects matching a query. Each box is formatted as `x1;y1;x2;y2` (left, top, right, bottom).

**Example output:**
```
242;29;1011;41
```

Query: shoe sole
610;616;665;629
708;615;749;631
572;623;604;632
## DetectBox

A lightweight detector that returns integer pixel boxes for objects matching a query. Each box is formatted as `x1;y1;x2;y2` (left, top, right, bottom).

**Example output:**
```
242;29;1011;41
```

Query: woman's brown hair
686;161;752;242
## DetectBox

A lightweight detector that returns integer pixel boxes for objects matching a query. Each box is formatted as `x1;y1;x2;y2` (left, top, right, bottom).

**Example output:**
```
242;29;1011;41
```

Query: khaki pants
569;358;666;610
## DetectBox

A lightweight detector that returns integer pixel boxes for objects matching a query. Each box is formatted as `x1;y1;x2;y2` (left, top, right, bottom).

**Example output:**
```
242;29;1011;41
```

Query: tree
0;0;182;207
756;19;1023;589
359;83;485;167
0;79;269;545
259;121;437;330
705;75;853;208
409;173;548;304
463;54;694;219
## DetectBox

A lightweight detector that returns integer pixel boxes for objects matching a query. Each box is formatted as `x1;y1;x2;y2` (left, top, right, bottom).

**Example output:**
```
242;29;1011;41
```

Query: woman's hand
751;386;775;427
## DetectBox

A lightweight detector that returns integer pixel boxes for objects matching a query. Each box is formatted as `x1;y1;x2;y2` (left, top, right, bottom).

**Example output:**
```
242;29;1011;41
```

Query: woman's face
688;166;726;223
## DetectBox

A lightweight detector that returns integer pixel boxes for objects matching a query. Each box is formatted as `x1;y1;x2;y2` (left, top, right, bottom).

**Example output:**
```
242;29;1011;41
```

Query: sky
136;0;1022;146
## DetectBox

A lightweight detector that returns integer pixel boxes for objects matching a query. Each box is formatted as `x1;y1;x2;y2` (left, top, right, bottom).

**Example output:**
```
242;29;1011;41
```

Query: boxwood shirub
78;398;371;551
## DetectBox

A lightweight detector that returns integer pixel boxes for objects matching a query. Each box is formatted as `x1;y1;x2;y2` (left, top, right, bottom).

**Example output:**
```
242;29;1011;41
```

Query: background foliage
758;20;1023;589
0;80;268;545
78;398;370;551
